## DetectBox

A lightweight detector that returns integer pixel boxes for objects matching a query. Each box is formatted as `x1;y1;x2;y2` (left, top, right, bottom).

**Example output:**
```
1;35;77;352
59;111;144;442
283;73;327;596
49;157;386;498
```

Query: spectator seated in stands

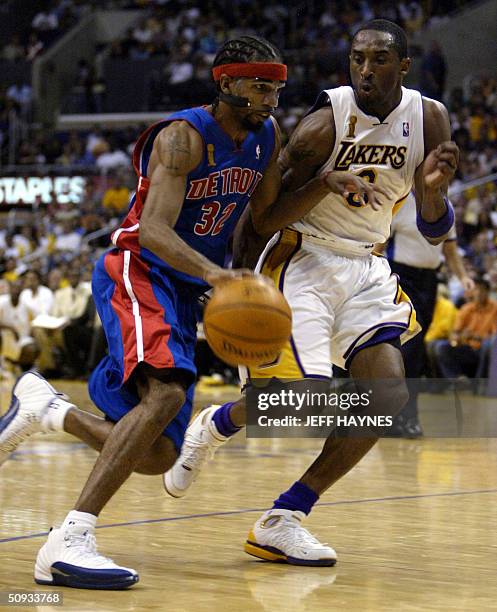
20;270;54;318
6;78;33;119
0;279;39;372
93;137;130;171
53;215;83;254
19;269;55;373
419;40;447;101
434;278;497;380
425;284;459;378
2;258;19;283
102;174;130;215
50;268;94;378
2;35;24;62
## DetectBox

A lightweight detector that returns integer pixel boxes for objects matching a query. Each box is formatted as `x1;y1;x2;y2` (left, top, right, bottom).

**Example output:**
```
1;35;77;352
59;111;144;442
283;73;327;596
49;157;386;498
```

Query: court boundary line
1;487;496;544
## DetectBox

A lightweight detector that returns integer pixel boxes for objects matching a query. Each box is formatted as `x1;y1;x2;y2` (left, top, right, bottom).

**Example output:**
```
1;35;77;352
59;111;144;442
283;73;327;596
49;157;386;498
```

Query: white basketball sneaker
245;509;337;566
163;405;230;498
35;523;138;589
0;371;74;466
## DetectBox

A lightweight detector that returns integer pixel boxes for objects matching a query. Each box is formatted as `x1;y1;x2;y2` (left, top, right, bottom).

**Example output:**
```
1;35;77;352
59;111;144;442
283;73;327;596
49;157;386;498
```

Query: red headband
212;62;287;82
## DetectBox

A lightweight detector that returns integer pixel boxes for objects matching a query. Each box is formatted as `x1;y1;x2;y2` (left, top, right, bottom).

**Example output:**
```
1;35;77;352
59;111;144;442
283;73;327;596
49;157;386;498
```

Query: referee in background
385;193;474;437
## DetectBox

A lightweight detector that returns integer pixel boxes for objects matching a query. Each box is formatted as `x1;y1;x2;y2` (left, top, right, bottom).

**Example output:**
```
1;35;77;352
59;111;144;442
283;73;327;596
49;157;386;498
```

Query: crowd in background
0;0;474;64
63;0;479;111
0;0;496;384
1;1;88;63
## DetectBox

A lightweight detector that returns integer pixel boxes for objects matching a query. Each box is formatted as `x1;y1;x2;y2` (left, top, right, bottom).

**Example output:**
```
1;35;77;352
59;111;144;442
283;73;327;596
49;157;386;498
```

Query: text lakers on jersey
334;141;407;170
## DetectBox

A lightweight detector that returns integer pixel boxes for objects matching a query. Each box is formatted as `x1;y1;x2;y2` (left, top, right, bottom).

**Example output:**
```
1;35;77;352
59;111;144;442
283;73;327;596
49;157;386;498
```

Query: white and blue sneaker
163;405;228;498
35;523;138;590
245;509;337;567
0;371;73;466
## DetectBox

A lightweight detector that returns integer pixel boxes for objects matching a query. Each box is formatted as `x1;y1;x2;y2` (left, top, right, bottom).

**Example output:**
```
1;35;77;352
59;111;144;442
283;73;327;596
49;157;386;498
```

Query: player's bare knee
158;382;186;411
141;382;186;429
353;376;408;421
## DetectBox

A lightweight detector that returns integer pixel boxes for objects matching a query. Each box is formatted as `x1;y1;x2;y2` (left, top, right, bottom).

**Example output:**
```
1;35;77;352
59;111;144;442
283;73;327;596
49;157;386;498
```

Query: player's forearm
253;177;328;234
420;188;448;222
139;225;219;281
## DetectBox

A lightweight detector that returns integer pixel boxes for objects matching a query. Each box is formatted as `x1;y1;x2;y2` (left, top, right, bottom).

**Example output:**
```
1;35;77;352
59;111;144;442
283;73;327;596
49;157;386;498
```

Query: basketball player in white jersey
164;20;460;566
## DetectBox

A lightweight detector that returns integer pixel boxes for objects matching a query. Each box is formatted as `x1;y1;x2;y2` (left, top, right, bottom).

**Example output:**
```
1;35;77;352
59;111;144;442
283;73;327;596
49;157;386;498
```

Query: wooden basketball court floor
1;377;497;611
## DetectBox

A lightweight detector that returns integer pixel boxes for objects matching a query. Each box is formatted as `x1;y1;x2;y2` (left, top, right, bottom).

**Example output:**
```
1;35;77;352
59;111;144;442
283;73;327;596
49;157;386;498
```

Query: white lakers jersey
291;86;424;254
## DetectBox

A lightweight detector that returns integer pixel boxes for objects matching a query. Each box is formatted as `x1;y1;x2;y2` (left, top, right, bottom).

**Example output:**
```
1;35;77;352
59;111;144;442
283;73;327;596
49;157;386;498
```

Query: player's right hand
320;170;390;211
204;268;254;287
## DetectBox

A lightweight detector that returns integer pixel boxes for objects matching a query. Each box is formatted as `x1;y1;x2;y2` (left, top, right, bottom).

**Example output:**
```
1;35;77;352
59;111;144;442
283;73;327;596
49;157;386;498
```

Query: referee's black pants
389;261;439;420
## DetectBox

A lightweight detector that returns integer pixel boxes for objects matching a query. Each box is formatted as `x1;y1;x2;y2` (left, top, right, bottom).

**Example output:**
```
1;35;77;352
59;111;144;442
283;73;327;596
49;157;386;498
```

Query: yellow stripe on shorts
395;282;421;341
248;229;304;380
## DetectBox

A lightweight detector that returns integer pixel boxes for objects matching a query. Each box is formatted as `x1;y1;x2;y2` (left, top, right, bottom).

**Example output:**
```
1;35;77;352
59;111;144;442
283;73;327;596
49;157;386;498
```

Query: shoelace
54;392;70;401
268;519;329;551
64;531;114;564
181;436;216;471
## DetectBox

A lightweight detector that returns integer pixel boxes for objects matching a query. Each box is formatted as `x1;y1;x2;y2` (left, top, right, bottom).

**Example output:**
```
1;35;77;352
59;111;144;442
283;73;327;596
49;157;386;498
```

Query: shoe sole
244;540;337;567
34;563;139;590
162;474;186;499
0;393;22;466
34;575;138;590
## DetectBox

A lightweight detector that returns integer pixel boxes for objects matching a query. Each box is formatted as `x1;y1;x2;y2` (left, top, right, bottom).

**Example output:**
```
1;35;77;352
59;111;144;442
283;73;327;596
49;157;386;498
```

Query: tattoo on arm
288;147;317;163
163;129;191;171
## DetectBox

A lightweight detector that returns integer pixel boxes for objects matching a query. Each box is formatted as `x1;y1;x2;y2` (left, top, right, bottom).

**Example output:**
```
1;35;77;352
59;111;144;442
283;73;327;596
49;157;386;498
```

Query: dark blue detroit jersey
111;106;276;289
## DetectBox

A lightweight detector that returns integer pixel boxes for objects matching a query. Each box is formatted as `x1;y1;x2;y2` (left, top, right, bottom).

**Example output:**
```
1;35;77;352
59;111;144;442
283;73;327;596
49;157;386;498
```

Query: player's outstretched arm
249;108;332;235
414;98;459;245
250;107;388;235
139;121;251;287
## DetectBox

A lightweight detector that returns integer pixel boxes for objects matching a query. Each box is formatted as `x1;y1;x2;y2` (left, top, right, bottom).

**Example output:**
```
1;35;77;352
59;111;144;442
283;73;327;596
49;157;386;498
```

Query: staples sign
0;176;86;205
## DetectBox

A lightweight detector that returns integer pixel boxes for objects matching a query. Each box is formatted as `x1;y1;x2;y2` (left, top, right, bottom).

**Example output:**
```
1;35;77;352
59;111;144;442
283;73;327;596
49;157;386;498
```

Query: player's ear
219;74;233;94
400;57;410;76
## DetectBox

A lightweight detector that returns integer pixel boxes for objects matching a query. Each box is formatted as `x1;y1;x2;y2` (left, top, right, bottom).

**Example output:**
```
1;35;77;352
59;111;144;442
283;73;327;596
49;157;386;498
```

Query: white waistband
297;231;374;257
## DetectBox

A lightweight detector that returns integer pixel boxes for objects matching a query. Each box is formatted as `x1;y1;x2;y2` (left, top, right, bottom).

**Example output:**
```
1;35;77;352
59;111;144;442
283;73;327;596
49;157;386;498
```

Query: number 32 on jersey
194;201;237;236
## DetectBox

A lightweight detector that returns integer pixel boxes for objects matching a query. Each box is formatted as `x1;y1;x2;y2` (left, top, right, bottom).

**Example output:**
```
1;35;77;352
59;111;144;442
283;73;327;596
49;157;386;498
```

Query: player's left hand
320;170;390;211
423;141;459;189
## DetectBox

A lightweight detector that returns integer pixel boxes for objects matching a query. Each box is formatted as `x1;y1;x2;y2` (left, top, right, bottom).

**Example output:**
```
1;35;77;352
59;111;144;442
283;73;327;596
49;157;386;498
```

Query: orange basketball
203;276;292;366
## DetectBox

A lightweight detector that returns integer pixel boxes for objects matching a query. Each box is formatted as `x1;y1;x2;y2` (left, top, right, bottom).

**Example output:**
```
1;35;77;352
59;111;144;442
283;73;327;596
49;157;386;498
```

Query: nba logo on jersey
256;144;261;159
403;122;409;137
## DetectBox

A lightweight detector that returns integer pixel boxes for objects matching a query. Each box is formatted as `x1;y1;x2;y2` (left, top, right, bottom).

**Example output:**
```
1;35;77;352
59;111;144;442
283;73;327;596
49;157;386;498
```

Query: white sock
62;510;97;531
43;397;75;432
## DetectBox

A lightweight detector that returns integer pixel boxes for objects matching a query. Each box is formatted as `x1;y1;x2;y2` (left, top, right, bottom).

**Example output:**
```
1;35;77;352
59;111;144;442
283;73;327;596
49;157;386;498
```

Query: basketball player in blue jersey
0;35;382;589
164;21;460;567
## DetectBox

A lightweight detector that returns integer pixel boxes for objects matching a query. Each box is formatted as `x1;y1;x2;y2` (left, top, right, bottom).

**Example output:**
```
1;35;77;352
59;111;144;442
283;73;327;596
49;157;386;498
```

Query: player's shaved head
353;19;408;60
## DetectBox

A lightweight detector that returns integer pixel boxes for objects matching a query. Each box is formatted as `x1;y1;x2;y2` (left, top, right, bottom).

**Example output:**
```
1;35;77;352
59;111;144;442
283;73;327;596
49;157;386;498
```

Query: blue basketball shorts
88;249;200;453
